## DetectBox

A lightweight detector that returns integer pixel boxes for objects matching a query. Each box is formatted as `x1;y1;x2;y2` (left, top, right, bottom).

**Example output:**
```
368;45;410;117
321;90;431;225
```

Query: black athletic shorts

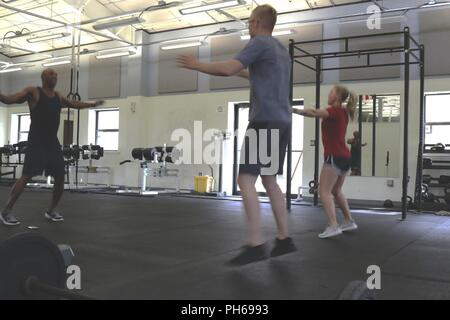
239;121;290;176
22;144;65;178
324;155;351;176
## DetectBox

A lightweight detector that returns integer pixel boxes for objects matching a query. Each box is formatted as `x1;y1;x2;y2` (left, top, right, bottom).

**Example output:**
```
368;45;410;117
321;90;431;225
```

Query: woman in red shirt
294;85;358;239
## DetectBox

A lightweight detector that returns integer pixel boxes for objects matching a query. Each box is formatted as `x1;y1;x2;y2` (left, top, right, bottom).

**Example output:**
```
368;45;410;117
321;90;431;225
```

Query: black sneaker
45;211;64;222
0;211;20;226
227;244;268;266
270;237;297;257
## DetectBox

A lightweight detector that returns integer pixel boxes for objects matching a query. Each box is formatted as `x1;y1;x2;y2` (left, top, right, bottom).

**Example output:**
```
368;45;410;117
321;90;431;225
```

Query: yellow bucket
194;176;214;193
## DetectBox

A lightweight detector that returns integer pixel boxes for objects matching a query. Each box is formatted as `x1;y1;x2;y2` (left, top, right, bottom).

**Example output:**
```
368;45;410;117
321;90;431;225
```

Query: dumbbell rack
0;153;18;181
62;145;107;189
420;144;450;210
0;142;27;182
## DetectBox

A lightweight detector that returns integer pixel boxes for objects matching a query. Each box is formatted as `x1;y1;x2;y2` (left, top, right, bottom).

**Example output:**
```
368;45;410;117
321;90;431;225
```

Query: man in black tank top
0;69;104;226
347;131;367;176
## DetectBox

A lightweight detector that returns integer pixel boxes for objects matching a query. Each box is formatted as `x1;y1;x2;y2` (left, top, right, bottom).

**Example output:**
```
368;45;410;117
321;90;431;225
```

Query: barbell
337;280;376;300
0;233;378;300
0;232;94;300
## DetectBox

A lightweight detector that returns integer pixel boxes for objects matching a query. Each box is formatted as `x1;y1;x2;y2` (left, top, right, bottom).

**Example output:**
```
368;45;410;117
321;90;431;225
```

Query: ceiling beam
0;1;134;45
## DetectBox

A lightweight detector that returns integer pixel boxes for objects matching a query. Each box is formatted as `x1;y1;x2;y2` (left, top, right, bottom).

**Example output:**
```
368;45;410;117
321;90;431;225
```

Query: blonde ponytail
334;85;357;121
346;92;357;121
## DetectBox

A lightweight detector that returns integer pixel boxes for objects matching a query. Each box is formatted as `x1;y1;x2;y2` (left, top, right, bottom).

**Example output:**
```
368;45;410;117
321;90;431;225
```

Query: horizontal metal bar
321;61;420;71
293;44;313;57
294;46;405;59
294;49;420;61
425;122;450;125
294;60;316;72
292;31;404;46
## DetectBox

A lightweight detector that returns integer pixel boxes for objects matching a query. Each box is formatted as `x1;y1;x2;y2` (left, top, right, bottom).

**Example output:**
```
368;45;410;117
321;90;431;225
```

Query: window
95;109;119;151
18;114;30;143
360;94;401;123
425;93;450;145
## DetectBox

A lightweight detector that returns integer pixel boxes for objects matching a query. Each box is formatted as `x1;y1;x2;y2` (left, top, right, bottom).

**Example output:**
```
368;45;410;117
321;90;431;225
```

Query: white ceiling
0;0;369;58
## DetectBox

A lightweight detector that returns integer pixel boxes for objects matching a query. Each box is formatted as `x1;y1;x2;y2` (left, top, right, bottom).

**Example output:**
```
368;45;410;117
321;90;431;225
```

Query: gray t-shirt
234;35;292;123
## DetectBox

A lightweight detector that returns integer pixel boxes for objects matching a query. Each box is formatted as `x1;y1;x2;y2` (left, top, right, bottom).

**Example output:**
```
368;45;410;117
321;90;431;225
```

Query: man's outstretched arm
59;95;104;110
0;87;34;105
177;55;245;77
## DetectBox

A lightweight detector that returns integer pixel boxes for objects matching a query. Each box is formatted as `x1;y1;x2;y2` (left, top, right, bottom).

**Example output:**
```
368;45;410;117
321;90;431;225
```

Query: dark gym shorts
239;121;290;176
22;144;65;178
324;155;351;176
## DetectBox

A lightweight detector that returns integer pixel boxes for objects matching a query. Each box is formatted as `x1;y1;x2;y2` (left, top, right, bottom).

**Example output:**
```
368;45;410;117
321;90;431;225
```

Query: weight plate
0;233;65;300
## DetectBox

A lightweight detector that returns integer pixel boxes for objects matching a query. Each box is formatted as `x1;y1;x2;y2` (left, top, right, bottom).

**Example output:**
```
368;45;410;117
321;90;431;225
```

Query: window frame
94;108;119;151
424;93;450;146
17;113;30;143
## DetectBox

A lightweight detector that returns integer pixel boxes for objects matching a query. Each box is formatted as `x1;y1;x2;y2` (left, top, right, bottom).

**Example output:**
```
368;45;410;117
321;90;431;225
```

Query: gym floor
1;186;450;300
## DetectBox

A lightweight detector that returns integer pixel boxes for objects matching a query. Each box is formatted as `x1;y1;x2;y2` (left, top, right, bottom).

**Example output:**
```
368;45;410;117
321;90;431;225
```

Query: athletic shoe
270;237;297;257
45;211;64;222
340;220;358;232
227;244;268;266
318;225;342;239
0;211;20;226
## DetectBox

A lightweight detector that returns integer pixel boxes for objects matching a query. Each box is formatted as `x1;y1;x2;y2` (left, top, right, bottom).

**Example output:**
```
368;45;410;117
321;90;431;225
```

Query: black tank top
28;87;62;147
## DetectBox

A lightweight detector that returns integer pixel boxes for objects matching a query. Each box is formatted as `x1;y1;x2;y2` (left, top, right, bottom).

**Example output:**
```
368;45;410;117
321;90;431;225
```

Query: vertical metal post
358;95;363;174
314;57;321;206
75;108;80;189
219;134;223;193
372;95;377;176
66;69;73;186
416;45;425;211
232;105;239;196
402;28;411;220
287;40;294;211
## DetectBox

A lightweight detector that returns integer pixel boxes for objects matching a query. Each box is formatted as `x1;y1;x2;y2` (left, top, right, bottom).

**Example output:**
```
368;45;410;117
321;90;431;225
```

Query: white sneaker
0;211;20;226
340;220;358;232
318;225;342;239
45;211;64;222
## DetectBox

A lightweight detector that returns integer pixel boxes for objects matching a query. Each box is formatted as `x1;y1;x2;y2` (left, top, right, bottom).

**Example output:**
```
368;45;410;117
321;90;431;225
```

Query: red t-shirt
321;106;351;158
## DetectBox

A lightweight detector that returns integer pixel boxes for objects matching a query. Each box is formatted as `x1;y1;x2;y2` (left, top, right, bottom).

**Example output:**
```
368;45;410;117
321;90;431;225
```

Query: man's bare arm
60;96;104;110
293;108;330;118
0;87;34;105
177;55;245;77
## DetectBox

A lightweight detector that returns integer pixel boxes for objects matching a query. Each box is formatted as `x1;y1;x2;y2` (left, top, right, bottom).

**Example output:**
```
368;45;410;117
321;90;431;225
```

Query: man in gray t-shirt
234;35;291;123
178;4;296;266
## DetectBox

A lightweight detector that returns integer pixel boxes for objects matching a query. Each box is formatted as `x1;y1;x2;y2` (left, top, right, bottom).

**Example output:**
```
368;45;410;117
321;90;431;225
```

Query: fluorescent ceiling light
180;0;244;15
93;16;145;31
160;40;204;51
96;50;135;59
240;29;294;40
27;32;70;43
0;67;22;73
42;60;71;67
421;1;450;8
339;15;405;25
141;0;183;12
209;27;241;36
